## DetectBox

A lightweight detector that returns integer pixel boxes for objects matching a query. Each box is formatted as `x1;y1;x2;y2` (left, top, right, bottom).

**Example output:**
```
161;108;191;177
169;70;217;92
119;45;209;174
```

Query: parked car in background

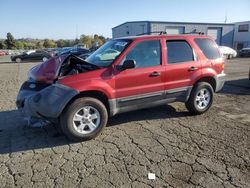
16;34;226;141
0;50;6;56
45;48;58;57
11;50;51;63
249;67;250;80
79;52;93;60
59;47;90;56
219;46;237;59
239;45;250;57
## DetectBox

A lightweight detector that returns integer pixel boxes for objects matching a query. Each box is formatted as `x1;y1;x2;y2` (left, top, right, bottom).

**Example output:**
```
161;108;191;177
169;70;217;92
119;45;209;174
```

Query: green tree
74;38;80;45
0;41;6;49
5;32;16;49
80;35;92;48
56;39;65;48
23;42;36;49
43;39;57;48
63;40;72;47
15;41;24;49
36;41;44;49
98;35;106;45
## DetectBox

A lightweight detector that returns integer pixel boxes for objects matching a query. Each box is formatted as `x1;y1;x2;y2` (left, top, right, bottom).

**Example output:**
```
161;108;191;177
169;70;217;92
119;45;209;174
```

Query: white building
112;21;250;50
233;21;250;50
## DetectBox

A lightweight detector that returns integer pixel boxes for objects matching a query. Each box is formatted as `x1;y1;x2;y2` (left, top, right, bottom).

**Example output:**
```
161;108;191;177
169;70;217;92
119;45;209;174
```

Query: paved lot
0;58;249;188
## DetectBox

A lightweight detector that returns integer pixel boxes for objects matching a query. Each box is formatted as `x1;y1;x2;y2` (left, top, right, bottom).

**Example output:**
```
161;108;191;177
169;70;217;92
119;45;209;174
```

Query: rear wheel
60;97;108;141
185;82;214;115
228;54;233;59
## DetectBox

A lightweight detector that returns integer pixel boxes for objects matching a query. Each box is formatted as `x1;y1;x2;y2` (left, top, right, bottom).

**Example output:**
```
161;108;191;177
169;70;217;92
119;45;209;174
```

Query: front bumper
16;81;50;108
214;72;226;92
17;81;78;120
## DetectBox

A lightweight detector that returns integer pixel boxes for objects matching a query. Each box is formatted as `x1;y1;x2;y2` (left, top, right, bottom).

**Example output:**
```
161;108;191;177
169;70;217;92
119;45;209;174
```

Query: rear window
166;40;194;64
195;38;221;59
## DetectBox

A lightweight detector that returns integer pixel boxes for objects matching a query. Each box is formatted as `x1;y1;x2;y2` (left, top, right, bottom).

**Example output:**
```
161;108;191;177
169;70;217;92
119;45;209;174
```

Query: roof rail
183;31;205;35
136;31;167;36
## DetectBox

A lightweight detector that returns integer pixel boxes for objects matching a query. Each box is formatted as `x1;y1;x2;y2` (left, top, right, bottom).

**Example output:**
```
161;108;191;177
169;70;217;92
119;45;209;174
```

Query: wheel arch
194;76;216;92
63;90;110;116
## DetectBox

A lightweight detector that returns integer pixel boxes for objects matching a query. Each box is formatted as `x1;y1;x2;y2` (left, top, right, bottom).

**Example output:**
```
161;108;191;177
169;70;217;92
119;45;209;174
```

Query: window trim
166;40;195;64
120;39;162;69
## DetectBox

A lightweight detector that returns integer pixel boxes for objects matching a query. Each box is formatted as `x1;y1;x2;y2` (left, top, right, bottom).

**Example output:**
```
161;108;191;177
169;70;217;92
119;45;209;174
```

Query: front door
114;39;166;108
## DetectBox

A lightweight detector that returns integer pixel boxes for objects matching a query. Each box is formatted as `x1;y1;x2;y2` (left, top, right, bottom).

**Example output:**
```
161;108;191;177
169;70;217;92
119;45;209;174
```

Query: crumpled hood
28;54;68;83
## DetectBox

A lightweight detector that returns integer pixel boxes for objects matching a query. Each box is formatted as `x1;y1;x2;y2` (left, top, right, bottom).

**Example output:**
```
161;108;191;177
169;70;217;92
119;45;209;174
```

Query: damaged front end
16;54;97;125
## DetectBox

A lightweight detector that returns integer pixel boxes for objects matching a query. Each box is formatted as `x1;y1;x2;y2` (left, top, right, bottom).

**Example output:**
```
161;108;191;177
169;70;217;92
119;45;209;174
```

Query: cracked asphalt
0;58;249;188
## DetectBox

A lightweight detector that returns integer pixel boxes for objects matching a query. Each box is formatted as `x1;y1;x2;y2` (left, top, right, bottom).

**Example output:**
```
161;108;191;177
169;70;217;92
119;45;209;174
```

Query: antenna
75;24;78;39
224;11;228;23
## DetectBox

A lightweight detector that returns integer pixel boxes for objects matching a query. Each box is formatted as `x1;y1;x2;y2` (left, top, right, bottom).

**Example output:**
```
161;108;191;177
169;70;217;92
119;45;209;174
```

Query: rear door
165;39;202;100
114;39;166;107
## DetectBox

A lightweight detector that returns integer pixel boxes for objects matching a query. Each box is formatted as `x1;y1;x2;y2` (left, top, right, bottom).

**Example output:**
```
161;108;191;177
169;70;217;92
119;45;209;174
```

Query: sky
0;0;250;39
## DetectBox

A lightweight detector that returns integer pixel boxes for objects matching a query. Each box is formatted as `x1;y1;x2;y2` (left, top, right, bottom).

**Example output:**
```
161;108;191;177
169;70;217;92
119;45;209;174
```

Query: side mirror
117;60;136;71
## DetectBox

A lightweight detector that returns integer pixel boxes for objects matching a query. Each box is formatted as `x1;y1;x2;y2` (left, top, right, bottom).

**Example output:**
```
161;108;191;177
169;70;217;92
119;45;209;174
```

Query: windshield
86;39;131;67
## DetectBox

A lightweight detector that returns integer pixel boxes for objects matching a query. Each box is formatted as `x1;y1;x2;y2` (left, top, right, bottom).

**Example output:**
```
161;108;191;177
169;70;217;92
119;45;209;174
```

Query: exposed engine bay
59;55;100;77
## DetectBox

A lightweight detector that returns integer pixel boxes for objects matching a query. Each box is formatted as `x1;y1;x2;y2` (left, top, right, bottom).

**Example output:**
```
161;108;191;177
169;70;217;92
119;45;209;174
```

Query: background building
233;21;250;50
112;21;250;49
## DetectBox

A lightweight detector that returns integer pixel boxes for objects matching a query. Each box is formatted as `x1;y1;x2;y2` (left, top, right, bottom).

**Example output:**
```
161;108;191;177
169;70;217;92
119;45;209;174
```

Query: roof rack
183;31;205;35
136;31;167;36
136;31;205;36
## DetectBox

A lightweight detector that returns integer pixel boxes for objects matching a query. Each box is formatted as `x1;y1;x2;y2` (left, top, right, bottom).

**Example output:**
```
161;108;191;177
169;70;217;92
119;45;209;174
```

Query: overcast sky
0;0;249;39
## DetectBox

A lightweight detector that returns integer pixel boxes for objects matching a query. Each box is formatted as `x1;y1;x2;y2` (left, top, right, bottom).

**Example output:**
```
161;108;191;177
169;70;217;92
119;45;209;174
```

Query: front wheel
185;82;214;115
60;97;108;141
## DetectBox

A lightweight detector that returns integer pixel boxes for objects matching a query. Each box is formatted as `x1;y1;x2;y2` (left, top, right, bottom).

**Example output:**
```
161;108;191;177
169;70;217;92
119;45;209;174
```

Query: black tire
185;82;214;115
60;97;108;141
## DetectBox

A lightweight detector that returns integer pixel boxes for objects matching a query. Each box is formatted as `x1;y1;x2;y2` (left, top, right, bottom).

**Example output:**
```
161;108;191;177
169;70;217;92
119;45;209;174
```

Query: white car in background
219;46;237;59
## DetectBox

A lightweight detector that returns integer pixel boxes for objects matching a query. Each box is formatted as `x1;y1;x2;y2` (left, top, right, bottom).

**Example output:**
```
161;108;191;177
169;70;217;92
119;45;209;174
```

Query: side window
194;38;221;59
166;40;194;64
124;40;161;68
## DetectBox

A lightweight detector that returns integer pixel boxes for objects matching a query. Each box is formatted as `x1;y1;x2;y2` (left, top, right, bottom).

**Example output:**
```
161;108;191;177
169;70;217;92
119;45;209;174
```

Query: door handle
188;66;198;72
150;71;161;77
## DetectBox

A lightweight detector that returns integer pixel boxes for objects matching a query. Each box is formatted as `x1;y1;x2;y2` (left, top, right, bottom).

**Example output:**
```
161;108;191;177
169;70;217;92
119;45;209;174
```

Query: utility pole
224;11;228;23
76;24;78;39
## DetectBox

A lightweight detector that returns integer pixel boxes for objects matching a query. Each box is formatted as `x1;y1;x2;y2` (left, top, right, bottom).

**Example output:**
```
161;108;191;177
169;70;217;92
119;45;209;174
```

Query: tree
80;35;92;48
43;39;57;48
15;41;24;49
5;32;15;49
98;35;106;45
56;39;65;48
63;40;73;47
0;41;6;49
36;41;44;49
23;42;36;49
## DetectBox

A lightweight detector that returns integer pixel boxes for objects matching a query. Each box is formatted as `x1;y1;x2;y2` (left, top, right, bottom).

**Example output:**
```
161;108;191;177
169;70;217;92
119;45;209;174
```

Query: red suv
16;34;226;141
